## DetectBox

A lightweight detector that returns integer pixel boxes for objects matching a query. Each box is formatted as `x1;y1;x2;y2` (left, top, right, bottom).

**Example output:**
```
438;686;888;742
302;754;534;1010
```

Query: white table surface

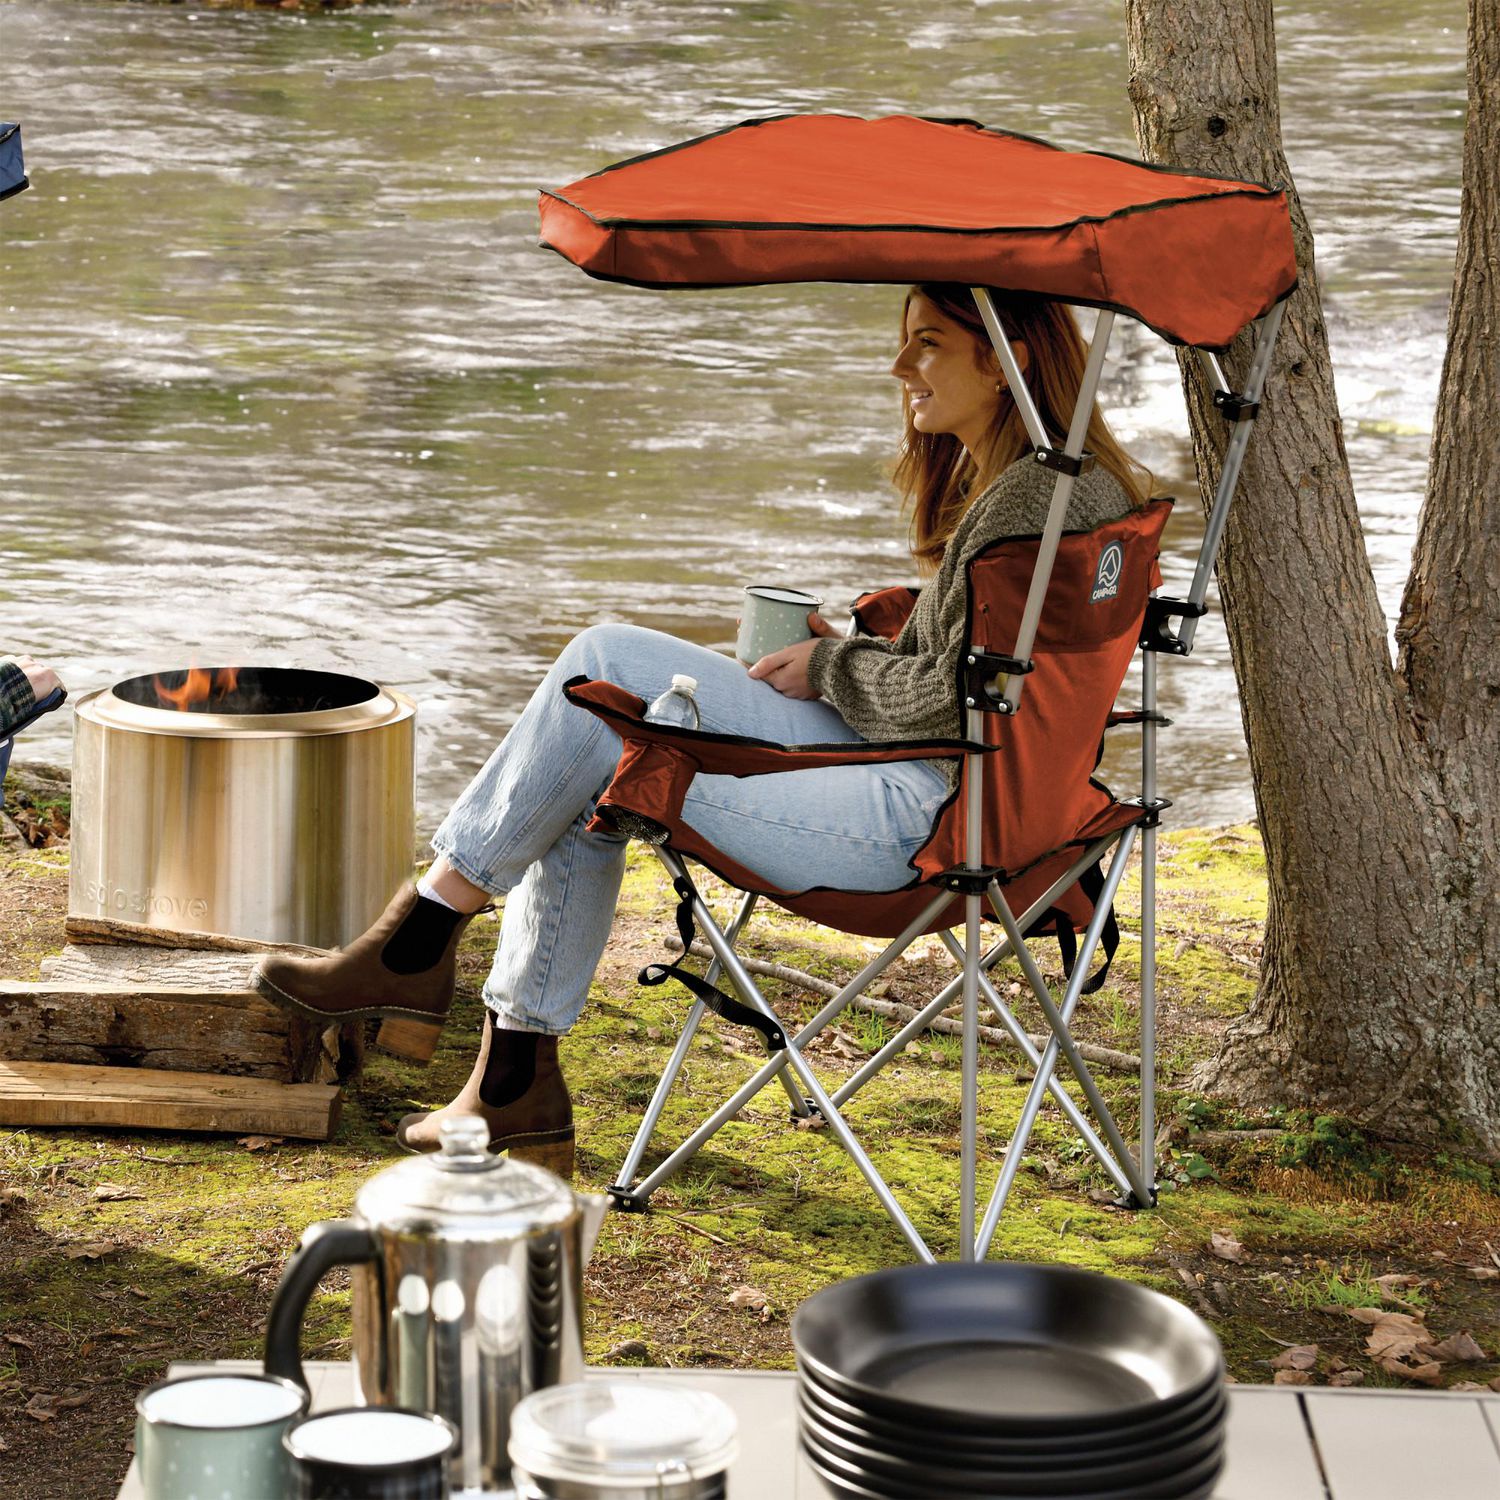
116;1361;1500;1499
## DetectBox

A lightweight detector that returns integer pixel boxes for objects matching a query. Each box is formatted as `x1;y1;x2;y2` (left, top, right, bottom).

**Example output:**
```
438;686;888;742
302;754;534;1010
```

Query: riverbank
1;762;1497;1496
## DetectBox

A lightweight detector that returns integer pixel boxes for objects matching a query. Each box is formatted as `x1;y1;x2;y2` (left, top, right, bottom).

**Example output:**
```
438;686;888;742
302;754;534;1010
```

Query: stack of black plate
792;1264;1226;1500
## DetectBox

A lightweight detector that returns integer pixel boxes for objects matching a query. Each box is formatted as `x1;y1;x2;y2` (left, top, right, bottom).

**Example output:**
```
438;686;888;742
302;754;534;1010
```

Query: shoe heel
376;1016;443;1063
508;1137;576;1180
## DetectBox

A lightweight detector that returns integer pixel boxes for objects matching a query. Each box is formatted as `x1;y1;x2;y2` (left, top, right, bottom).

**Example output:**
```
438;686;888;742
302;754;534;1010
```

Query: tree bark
1125;0;1500;1153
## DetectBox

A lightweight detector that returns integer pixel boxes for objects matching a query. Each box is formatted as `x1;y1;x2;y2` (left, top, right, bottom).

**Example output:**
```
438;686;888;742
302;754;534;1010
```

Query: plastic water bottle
645;673;700;730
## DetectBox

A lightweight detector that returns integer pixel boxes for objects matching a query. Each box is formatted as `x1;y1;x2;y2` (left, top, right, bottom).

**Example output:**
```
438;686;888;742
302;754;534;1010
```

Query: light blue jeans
431;624;950;1035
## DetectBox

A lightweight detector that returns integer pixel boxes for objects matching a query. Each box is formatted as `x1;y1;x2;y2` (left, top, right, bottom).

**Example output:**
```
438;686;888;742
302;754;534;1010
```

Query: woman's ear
1010;339;1030;376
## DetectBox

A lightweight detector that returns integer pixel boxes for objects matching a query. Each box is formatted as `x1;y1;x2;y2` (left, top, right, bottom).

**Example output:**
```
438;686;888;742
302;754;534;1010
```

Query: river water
0;0;1466;832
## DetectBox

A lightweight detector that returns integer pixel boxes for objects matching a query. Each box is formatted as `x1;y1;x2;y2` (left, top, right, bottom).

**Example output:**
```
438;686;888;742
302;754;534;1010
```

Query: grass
0;819;1498;1496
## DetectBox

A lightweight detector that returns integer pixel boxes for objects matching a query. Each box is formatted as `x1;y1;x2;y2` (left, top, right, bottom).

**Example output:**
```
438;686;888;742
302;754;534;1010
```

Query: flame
153;666;241;712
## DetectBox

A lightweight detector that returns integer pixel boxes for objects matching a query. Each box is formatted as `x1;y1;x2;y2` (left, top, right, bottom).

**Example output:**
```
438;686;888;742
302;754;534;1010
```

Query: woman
252;284;1150;1167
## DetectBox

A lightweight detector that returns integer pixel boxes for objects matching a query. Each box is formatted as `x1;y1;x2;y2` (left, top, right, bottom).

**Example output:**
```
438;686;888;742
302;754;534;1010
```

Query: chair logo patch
1091;541;1124;603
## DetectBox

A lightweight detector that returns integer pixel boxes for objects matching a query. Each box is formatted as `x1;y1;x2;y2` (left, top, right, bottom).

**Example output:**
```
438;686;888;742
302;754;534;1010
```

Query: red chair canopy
539;114;1296;350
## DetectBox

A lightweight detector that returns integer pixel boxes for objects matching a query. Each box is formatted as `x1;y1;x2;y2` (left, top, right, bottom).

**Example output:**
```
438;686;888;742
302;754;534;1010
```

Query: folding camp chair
539;114;1294;1261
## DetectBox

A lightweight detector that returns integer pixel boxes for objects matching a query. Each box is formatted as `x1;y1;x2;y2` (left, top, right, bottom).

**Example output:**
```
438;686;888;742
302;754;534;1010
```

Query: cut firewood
0;1061;341;1140
0;977;350;1084
63;916;322;956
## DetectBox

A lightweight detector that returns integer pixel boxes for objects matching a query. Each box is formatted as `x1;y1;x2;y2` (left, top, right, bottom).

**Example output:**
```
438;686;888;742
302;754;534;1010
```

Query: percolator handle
264;1218;378;1392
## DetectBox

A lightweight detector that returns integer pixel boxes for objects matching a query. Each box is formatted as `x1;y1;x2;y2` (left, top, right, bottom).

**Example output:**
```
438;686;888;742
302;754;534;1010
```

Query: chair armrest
849;586;920;641
564;676;982;777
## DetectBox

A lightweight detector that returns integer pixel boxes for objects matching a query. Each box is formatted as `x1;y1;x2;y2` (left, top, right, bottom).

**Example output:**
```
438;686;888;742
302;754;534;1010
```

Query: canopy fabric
539;114;1297;349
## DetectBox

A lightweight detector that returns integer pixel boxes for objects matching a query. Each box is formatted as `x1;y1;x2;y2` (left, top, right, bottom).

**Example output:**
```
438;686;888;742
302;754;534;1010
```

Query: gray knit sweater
807;457;1134;781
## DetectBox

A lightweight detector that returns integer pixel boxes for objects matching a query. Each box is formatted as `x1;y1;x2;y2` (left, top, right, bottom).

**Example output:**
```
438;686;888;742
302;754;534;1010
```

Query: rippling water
0;0;1465;831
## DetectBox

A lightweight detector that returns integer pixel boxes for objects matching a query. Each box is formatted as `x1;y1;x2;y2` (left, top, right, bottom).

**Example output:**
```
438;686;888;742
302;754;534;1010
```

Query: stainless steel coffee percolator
265;1116;608;1494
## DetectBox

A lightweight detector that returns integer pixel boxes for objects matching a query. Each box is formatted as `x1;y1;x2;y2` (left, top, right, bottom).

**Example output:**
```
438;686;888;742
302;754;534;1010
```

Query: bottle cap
670;674;698;694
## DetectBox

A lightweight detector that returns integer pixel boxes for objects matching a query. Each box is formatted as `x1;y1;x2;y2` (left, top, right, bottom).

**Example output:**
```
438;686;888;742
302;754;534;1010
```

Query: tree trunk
1125;0;1500;1153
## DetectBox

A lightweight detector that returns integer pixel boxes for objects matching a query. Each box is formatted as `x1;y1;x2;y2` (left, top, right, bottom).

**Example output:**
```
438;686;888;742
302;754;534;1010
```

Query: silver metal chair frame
607;298;1285;1261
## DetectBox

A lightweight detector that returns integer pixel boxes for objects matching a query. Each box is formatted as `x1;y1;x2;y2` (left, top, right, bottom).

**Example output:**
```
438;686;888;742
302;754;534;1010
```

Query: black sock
380;895;465;975
479;1023;542;1108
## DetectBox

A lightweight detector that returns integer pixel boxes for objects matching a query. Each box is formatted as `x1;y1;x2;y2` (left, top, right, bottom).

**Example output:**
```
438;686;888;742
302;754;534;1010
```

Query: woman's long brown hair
892;284;1152;572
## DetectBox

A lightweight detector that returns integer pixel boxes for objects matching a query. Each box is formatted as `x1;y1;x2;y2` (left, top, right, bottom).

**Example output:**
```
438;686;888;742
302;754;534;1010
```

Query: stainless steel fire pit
70;667;416;949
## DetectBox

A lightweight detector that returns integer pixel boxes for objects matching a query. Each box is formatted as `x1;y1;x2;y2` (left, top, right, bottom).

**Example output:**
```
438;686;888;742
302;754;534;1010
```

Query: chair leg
975;830;1152;1259
829;838;1118;1111
938;930;1136;1201
612;886;760;1198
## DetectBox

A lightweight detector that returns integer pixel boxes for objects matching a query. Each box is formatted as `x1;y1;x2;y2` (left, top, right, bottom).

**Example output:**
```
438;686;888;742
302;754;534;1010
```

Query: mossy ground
1;804;1497;1497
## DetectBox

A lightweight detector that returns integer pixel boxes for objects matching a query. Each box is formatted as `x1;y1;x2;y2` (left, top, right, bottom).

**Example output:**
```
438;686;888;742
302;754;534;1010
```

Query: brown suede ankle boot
251;884;476;1063
396;1021;574;1177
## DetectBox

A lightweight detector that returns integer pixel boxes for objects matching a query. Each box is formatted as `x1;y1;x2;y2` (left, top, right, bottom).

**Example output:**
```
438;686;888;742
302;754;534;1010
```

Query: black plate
800;1427;1225;1500
793;1264;1223;1434
799;1391;1226;1493
799;1362;1222;1457
804;1374;1224;1470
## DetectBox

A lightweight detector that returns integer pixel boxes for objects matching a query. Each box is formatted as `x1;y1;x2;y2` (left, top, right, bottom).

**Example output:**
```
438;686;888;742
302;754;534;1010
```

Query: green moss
2;825;1497;1401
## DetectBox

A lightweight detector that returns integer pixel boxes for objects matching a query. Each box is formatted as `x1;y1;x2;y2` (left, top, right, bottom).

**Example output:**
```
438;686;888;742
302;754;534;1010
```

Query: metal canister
508;1381;737;1499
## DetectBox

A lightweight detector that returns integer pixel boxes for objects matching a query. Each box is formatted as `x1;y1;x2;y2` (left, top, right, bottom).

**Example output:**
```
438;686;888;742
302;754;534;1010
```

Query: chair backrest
912;497;1172;895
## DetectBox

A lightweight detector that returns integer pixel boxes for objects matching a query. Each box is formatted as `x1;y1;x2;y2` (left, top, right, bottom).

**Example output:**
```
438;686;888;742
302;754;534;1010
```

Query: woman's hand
15;655;61;701
747;613;839;699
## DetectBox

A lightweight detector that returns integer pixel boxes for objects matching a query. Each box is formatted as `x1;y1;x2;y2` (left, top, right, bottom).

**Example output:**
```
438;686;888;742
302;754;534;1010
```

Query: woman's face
890;293;1004;454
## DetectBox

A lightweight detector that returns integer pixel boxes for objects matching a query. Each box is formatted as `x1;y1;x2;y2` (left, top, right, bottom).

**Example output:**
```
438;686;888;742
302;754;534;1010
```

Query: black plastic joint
1033;446;1096;477
1118;1188;1159;1210
1212;389;1260;423
1119;796;1173;829
605;1185;651;1213
1141;596;1208;656
964;651;1031;712
938;865;1005;895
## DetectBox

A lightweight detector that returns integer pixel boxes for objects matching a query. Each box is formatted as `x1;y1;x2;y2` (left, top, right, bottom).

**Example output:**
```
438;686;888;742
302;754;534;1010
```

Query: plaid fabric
0;656;37;737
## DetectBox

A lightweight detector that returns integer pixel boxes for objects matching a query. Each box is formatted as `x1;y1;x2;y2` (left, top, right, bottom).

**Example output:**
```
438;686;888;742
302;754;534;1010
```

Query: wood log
0;1061;340;1140
63;916;323;956
0;979;339;1083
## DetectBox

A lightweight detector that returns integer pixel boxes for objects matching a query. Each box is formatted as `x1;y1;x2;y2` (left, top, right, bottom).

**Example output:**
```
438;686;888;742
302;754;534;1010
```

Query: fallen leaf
1375;1354;1442;1386
1209;1230;1247;1264
824;1029;865;1060
1271;1344;1319;1371
1273;1369;1314;1385
3;1331;36;1350
97;1327;138;1341
62;1241;118;1261
0;1187;28;1210
727;1285;768;1312
23;1393;57;1422
1335;1305;1399;1325
54;1392;91;1410
1373;1272;1427;1304
1421;1331;1486;1364
1364;1312;1428;1361
126;1286;149;1300
605;1338;650;1362
1328;1369;1365;1388
92;1184;144;1203
1451;1381;1490;1392
1490;1375;1500;1393
1464;1265;1498;1280
794;1113;828;1131
237;1136;285;1152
